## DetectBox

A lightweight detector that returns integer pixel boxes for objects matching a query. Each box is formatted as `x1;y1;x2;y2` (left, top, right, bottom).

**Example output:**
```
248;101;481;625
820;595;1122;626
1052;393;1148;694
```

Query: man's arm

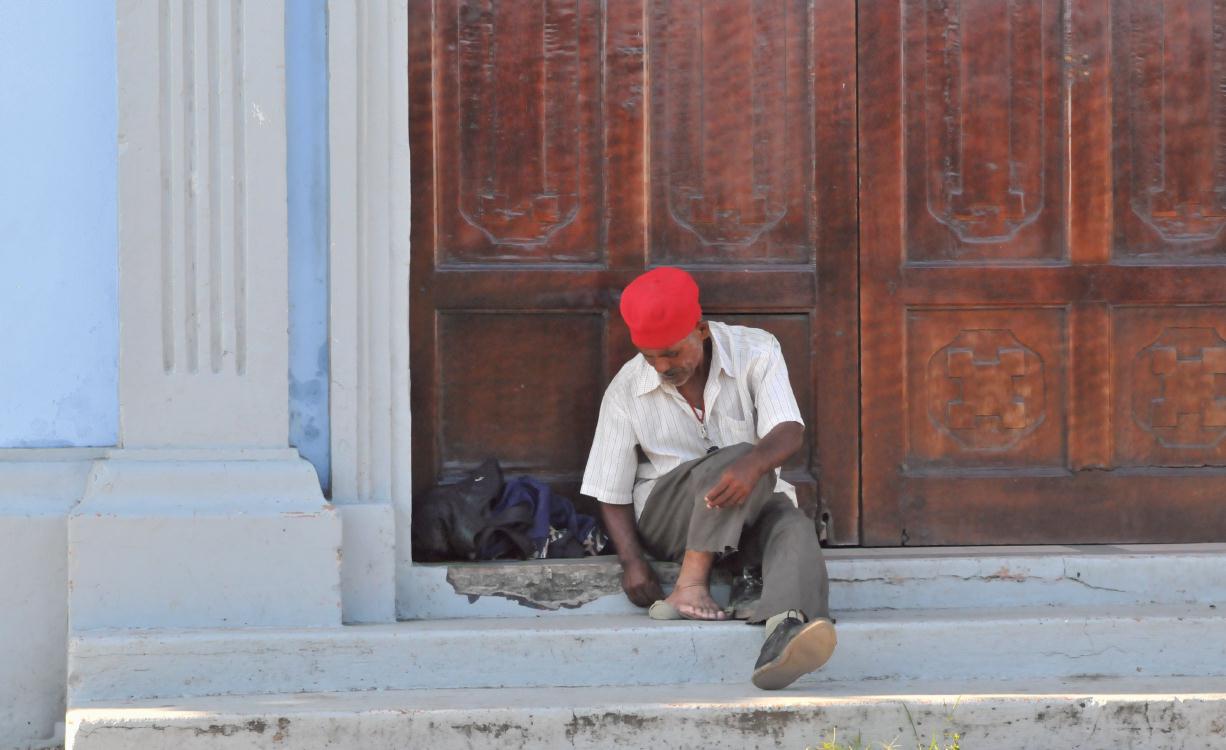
703;420;804;509
600;502;664;606
580;385;661;606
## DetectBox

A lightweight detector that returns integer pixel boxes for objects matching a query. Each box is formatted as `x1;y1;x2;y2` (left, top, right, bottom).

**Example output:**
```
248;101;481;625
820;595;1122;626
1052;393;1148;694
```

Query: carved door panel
410;1;860;542
860;0;1226;544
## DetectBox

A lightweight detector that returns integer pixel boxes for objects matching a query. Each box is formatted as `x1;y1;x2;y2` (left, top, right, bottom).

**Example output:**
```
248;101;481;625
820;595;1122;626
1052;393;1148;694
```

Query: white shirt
580;322;805;519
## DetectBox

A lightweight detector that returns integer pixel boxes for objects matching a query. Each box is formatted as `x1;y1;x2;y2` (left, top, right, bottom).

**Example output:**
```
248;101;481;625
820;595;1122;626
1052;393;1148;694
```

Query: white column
67;0;341;631
326;0;410;623
116;0;288;448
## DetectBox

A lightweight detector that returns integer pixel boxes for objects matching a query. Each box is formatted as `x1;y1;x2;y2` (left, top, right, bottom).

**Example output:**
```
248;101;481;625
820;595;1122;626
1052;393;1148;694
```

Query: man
581;267;836;691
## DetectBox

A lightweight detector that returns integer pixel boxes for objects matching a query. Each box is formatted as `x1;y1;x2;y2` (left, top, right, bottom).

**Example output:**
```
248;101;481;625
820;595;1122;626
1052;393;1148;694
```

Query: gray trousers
636;443;830;622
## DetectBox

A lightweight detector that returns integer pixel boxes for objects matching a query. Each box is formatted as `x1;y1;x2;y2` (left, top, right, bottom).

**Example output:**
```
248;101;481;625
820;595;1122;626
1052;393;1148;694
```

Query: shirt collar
632;322;735;397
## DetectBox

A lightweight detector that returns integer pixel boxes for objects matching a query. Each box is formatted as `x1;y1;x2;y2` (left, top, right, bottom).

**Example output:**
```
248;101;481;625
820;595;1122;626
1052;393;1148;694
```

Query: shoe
751;616;837;690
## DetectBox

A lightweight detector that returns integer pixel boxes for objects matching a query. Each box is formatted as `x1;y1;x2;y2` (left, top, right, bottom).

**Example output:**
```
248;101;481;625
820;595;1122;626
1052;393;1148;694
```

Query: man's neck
677;339;713;405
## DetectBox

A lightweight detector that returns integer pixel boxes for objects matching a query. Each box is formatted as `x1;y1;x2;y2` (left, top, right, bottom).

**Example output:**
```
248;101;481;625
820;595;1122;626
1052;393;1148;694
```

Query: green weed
806;698;963;750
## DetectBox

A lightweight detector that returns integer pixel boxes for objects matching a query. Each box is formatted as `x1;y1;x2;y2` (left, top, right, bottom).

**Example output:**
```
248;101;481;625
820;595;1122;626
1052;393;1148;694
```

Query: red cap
619;267;702;349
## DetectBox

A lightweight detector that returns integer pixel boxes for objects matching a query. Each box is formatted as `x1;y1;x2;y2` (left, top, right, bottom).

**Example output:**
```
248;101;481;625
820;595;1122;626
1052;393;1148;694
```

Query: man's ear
696;320;710;341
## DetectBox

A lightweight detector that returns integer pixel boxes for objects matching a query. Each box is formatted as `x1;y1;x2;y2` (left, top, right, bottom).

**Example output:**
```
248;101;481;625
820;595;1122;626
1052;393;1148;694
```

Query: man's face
639;322;709;388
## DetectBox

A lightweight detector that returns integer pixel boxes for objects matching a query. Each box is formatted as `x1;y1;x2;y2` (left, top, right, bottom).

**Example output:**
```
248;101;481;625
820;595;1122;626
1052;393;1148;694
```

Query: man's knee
694;459;774;511
690;443;757;496
766;507;819;546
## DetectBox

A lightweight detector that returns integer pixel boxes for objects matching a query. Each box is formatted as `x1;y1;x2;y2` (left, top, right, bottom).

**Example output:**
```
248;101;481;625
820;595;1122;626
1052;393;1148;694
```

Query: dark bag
410;457;504;562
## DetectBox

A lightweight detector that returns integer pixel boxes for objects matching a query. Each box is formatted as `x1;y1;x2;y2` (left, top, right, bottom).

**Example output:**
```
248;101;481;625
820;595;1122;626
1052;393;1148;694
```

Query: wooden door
860;0;1226;544
410;1;860;543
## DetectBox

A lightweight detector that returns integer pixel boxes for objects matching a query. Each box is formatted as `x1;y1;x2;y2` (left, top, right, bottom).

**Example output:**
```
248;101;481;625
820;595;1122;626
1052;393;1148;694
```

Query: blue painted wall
0;1;119;448
287;0;331;492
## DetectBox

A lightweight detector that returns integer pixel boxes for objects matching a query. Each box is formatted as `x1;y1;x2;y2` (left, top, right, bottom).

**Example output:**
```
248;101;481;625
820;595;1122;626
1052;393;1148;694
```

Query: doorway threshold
400;544;1226;620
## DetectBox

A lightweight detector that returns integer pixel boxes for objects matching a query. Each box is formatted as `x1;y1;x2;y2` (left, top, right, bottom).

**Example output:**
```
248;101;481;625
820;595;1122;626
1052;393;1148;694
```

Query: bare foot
665;583;728;620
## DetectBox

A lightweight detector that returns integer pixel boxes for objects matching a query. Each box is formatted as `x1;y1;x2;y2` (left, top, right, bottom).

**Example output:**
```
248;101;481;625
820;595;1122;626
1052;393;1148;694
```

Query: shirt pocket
718;415;758;448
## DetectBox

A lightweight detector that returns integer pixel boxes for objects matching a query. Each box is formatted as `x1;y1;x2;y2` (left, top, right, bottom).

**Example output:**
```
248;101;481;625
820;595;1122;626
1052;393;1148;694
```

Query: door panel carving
926;331;1045;450
648;0;815;264
1116;308;1226;465
905;308;1065;469
923;0;1045;244
904;0;1065;262
435;0;605;263
1114;0;1226;259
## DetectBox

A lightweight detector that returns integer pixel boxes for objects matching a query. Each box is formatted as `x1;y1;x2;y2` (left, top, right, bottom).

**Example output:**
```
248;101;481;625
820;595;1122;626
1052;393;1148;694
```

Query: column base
338;502;396;623
69;449;341;630
0;452;95;748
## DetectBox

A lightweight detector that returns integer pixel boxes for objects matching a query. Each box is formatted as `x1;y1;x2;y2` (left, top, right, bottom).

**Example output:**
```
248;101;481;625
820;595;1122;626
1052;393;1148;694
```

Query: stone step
69;604;1226;704
66;676;1226;749
410;544;1226;618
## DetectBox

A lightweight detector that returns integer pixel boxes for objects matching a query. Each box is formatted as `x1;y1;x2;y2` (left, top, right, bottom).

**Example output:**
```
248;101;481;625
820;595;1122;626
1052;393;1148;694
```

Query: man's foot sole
751;618;837;690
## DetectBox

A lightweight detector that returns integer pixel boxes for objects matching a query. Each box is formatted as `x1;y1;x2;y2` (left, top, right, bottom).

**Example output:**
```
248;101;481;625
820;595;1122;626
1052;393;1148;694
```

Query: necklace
685;397;708;441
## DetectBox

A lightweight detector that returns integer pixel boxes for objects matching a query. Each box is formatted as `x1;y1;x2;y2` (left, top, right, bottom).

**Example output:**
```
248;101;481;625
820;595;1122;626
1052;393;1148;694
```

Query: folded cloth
476;476;607;560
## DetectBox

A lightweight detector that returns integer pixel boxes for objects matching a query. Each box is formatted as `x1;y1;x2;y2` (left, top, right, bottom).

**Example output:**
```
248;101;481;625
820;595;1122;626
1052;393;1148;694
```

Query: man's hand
704;453;765;509
599;502;664;607
621;557;664;607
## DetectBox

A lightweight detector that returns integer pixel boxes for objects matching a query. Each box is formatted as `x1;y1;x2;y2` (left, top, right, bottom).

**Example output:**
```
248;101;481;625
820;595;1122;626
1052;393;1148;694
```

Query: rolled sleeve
580;387;638;505
752;339;804;438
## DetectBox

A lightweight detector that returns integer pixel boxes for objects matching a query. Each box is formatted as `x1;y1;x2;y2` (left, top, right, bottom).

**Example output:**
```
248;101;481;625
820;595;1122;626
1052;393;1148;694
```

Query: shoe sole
751;618;837;690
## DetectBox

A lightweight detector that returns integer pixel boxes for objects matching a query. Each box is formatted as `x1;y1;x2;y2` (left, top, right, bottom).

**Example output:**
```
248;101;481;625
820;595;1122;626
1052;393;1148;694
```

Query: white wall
0;1;119;448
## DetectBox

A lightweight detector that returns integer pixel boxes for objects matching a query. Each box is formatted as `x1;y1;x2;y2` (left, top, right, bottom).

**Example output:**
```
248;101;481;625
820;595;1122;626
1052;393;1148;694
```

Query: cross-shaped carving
926;329;1045;452
1148;345;1226;429
945;347;1032;430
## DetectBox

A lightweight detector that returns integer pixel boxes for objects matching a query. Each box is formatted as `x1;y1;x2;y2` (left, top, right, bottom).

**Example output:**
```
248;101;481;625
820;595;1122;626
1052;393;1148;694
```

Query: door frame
326;1;414;616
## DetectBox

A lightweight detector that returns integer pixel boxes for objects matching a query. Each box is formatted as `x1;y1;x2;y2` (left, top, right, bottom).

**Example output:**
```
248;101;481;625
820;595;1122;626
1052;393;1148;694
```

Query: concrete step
66;676;1226;749
409;544;1226;618
69;604;1226;704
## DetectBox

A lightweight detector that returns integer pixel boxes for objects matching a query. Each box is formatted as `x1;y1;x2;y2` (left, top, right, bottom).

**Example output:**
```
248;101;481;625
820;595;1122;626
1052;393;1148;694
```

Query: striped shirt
580;322;804;519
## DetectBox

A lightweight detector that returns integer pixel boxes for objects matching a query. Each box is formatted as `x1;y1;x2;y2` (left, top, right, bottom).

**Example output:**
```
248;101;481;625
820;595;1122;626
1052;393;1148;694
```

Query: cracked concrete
442;559;736;611
444;560;625;610
66;678;1226;750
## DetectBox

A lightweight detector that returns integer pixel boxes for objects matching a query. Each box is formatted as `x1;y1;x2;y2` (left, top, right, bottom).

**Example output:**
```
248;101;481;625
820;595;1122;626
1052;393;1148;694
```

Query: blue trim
287;0;331;492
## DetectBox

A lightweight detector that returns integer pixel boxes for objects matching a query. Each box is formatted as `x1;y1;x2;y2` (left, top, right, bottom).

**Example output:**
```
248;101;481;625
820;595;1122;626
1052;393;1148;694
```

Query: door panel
411;0;860;542
436;313;606;471
860;0;1226;545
